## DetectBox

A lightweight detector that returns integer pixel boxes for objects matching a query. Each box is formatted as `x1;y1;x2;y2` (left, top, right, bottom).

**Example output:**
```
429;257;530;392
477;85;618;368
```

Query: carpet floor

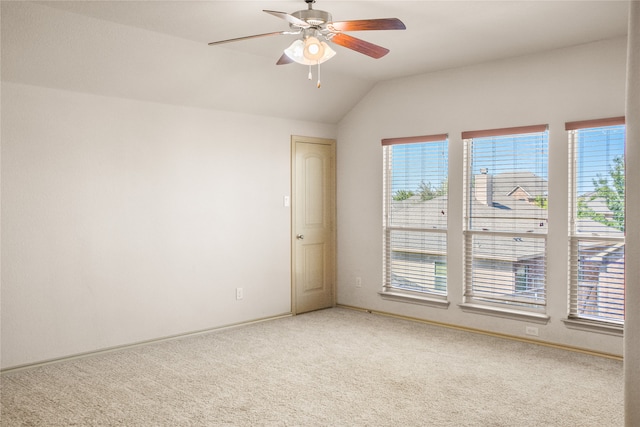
0;307;623;426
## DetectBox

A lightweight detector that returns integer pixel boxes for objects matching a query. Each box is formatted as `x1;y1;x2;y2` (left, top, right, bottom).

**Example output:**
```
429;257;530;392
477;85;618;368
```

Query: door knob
296;234;304;240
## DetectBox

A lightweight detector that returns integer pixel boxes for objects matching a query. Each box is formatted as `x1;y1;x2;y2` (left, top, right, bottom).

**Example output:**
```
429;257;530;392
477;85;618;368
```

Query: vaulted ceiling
2;1;630;123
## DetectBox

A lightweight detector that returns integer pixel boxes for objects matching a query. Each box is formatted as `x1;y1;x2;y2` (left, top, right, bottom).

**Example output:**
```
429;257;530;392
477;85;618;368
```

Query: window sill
378;291;450;309
458;303;550;324
562;318;623;337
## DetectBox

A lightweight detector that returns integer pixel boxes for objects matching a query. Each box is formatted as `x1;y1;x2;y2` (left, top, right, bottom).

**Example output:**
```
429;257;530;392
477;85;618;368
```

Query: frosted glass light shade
303;36;323;60
284;39;336;65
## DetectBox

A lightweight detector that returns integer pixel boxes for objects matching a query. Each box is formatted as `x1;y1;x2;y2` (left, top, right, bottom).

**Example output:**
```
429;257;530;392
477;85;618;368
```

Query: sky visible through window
391;134;550;195
576;125;625;195
390;141;447;194
469;133;548;182
390;128;623;197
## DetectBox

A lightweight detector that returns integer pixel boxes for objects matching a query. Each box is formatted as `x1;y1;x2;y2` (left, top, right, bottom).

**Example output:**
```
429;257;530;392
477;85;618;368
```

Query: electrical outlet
355;277;362;288
525;326;539;337
236;288;243;300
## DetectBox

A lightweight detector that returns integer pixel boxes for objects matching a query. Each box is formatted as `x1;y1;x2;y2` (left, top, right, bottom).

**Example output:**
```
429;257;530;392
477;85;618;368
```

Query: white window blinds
567;117;625;325
382;135;448;297
463;125;548;310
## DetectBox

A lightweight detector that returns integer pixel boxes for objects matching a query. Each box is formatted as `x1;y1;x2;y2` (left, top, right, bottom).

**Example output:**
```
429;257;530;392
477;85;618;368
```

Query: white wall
336;37;628;356
625;2;640;424
0;83;336;369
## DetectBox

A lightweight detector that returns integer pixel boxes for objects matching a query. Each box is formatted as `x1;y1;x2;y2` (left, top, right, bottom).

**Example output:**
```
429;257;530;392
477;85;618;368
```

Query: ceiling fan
208;0;406;87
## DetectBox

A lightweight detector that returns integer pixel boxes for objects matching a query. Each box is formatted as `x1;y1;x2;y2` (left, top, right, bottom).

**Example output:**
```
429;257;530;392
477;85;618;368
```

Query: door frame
290;135;337;315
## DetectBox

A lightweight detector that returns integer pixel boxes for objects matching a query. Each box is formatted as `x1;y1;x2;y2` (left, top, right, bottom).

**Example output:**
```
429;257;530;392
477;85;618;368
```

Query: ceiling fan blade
276;53;294;65
330;33;390;59
263;10;310;28
329;18;406;32
208;31;288;46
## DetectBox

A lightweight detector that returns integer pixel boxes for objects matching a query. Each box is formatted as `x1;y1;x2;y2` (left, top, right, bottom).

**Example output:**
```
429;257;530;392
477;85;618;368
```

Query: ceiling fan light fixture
303;36;323;60
319;42;336;61
284;38;336;65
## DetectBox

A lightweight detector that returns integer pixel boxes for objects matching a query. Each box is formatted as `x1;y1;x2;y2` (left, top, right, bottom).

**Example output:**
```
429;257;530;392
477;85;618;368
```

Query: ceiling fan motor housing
291;9;332;28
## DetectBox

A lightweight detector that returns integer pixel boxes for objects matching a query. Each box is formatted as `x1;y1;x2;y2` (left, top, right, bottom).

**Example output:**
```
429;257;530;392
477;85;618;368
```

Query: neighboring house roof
389;172;623;260
583;243;625;263
579;192;615;220
492;171;547;199
506;186;532;199
575;217;624;237
389;195;546;260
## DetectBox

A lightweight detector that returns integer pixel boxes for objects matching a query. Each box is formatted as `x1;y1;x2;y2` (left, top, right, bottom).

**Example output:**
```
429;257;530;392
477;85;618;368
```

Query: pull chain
306;63;322;88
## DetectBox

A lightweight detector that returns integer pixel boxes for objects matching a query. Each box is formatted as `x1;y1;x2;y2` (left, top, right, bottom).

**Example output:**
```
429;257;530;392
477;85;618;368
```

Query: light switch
284;196;290;207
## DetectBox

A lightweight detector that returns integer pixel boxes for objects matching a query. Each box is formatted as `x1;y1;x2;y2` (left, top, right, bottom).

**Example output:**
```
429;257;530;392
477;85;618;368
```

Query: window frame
380;134;450;308
460;124;550;322
566;117;625;332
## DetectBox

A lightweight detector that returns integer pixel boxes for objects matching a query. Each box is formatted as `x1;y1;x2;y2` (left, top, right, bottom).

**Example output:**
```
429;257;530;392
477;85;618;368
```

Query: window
381;134;448;302
567;117;625;326
462;125;549;314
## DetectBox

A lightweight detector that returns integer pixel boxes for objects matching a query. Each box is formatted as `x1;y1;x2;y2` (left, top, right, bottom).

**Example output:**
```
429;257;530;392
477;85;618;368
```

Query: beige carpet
0;307;623;426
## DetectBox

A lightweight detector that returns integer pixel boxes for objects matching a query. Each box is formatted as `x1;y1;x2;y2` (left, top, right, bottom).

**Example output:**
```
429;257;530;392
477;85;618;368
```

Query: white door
291;136;336;314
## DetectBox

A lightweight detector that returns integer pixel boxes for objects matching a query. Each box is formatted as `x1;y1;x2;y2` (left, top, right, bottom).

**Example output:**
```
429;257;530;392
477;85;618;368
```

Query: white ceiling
3;1;630;123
